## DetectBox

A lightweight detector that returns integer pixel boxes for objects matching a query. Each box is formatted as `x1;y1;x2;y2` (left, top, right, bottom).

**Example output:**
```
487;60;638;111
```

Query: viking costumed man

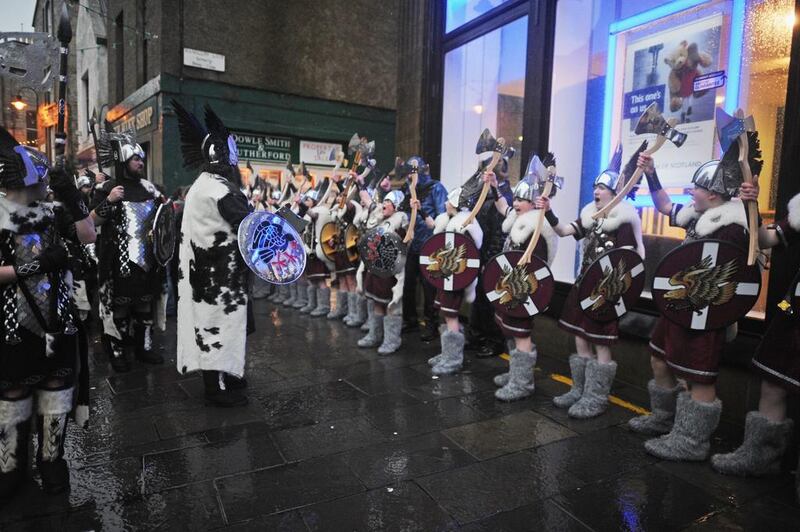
298;178;335;317
628;134;760;461
171;101;251;408
0;126;96;496
481;157;559;401
711;186;797;480
91;129;166;373
543;146;645;418
357;190;409;354
401;156;448;342
425;187;484;375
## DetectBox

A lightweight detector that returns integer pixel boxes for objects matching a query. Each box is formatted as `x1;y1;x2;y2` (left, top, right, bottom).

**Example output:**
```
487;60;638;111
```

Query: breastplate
582;222;617;272
122;199;156;271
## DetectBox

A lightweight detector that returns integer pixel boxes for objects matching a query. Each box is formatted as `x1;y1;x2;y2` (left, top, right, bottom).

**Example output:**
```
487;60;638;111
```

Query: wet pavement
1;298;798;531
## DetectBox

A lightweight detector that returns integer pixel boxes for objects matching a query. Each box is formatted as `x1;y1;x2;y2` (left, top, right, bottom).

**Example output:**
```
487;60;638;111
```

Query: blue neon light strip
630;194;693;209
725;0;746;113
601;0;741;173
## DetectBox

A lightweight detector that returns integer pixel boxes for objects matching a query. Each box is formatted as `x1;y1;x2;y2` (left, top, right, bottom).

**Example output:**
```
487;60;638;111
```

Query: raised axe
88;108;104;173
340;136;374;208
519;154;563;266
54;3;72;166
402;159;421;244
461;128;512;229
716;107;758;265
278;156;295;205
593;102;687;220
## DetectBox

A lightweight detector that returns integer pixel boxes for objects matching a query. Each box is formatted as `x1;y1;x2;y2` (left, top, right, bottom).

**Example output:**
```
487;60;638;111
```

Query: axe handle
461;151;502;229
404;173;419;244
519;178;555;266
737;132;758;265
592;135;668;220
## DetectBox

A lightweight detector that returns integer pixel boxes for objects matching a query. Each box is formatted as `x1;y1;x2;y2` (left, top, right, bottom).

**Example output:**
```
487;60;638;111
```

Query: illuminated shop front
427;0;798;329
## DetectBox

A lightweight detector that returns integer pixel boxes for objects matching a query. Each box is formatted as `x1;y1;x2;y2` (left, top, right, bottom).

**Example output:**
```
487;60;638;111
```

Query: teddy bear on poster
664;40;713;120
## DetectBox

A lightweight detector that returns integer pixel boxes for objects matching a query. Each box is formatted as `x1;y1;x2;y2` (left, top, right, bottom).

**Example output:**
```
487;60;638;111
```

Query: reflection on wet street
1;299;797;531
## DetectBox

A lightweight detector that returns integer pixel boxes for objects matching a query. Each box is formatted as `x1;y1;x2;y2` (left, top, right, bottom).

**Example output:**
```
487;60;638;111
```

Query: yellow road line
496;353;650;415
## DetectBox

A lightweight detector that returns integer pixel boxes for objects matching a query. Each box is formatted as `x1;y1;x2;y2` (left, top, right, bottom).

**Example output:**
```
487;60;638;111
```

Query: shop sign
233;132;292;163
183;48;226;72
299;140;342;166
112;100;157;135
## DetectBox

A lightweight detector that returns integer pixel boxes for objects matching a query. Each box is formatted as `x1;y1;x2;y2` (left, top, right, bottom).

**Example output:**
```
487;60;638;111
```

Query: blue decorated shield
238;211;306;284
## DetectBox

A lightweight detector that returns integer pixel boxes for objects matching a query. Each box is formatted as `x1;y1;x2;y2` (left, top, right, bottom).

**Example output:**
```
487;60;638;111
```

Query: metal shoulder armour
122;198;158;271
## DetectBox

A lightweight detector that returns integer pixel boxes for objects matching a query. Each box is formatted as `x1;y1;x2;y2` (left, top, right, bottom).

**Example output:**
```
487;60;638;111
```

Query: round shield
345;224;360;264
238;211;307;284
482;251;554;318
577;248;646;322
652;239;761;331
152;200;177;267
320;221;340;261
358;225;408;278
419;232;480;291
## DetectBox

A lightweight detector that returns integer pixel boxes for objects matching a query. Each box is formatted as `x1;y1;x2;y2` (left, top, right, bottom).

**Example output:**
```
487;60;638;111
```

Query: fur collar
580;200;640;233
788;193;800;231
502;209;558;265
433;211;483;249
350;200;365;225
381;211;408;232
675;199;748;237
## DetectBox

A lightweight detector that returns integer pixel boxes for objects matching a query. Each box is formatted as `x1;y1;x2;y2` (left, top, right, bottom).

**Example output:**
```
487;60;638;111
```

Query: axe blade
715;107;756;152
348;133;361;153
475;128;497;154
634;102;687;147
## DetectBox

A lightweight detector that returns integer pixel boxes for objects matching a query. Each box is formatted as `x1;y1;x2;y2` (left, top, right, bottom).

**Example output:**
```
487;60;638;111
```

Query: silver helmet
384;189;405;209
691;160;721;193
593;144;623;190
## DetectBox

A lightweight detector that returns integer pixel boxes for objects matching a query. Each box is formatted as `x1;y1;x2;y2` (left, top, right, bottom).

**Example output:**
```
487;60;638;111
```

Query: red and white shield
419;232;481;291
577;248;645;322
652;239;761;330
482;251;554;318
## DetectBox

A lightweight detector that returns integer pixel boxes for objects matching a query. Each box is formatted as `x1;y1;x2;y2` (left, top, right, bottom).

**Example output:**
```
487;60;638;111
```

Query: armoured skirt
0;328;77;392
306;256;330;280
364;272;396;306
333;250;357;275
434;288;463;319
648;317;727;385
558;285;619;346
751;313;800;393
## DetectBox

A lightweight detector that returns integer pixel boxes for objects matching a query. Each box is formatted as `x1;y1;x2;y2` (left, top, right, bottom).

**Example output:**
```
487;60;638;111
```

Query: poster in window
620;14;723;188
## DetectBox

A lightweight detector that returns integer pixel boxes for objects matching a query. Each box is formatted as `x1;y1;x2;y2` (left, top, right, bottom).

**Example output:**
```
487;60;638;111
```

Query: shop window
547;0;794;320
440;15;527;191
446;0;517;33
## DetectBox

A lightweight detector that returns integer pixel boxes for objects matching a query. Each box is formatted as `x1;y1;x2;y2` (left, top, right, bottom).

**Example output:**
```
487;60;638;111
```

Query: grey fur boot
283;283;298;306
711;412;794;476
361;299;374;331
272;284;288;304
310;287;331;317
378;315;403;355
432;330;465;375
568;359;617;419
328;290;349;319
628;380;683;435
292;281;308;309
348;294;368;328
552;354;589;408
343;292;358;326
358;315;384;348
495;348;537;401
299;284;317;314
644;392;721;461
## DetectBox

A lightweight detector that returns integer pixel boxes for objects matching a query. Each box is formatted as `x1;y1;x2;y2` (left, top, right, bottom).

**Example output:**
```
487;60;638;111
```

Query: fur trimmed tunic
558;200;643;345
431;210;484;318
361;211;409;313
649;199;749;384
177;172;251;378
492;209;558;338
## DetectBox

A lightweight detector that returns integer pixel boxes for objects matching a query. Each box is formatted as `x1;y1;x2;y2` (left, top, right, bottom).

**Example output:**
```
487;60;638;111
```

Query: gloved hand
14;246;69;278
49;167;89;221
